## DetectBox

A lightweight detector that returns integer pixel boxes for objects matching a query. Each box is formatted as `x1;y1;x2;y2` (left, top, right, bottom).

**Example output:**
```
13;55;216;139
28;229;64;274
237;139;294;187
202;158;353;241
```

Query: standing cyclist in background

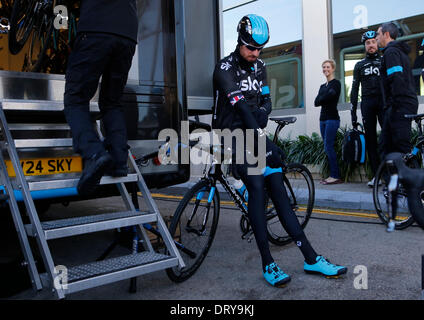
213;14;347;288
350;31;384;187
376;22;418;158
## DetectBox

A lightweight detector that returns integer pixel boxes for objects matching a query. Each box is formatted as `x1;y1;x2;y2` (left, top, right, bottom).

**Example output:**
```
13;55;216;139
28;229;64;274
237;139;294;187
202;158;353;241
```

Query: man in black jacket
376;22;418;157
350;31;384;187
64;0;138;196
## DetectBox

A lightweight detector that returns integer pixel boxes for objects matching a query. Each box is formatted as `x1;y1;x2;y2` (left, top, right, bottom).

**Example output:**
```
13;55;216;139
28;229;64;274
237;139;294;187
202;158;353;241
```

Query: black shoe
77;153;113;197
105;165;128;177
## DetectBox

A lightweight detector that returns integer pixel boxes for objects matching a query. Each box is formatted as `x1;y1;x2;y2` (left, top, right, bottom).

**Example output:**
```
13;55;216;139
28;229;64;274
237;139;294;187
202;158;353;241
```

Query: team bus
0;0;220;212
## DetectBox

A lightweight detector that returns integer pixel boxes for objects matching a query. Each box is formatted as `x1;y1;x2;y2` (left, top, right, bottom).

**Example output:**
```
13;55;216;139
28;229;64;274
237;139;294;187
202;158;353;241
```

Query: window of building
222;0;303;110
332;0;424;103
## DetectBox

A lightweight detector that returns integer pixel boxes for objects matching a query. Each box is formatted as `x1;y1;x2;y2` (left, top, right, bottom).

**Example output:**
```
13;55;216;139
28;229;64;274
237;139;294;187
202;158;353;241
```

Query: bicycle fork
186;186;215;236
386;160;399;232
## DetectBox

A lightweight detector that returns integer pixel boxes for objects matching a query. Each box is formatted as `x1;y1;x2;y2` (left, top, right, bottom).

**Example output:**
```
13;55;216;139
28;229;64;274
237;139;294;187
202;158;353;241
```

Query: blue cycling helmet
237;14;270;48
361;30;376;44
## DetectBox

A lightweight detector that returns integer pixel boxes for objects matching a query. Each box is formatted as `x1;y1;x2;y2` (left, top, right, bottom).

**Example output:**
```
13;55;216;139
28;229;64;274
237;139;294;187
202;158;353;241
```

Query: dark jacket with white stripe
380;41;418;114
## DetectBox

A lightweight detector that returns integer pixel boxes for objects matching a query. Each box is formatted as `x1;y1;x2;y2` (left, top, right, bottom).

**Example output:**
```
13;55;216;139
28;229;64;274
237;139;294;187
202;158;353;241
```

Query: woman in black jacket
315;59;343;185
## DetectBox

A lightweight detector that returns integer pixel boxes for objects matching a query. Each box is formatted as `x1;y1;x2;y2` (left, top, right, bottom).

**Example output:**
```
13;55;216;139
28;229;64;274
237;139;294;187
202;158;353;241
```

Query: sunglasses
245;44;264;52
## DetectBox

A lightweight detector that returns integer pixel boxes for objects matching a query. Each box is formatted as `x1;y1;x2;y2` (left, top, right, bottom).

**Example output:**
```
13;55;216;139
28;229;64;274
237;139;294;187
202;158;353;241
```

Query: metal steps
0;99;185;299
26;210;158;240
65;252;178;294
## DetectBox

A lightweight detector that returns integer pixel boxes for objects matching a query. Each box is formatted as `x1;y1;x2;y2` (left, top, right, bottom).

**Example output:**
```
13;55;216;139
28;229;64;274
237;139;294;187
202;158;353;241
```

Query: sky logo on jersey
240;76;263;92
364;66;380;76
230;95;244;106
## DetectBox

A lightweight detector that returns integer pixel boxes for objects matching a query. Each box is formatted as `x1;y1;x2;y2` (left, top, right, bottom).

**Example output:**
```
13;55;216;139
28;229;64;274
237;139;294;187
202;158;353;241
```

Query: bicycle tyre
23;15;53;72
266;163;315;246
373;160;416;230
166;179;220;283
406;188;424;229
8;0;37;55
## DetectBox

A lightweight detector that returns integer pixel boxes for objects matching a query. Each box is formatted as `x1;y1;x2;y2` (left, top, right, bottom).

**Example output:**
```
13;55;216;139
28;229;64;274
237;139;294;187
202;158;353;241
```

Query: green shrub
273;126;381;182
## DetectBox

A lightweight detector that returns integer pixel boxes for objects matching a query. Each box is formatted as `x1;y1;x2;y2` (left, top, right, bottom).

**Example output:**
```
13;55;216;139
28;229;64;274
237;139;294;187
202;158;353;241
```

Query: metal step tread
1;99;100;112
67;252;174;283
14;138;73;148
41;210;155;231
27;173;139;191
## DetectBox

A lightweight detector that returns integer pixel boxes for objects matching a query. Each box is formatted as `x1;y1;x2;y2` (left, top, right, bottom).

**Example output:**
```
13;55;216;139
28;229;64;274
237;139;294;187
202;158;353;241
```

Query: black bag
342;125;366;164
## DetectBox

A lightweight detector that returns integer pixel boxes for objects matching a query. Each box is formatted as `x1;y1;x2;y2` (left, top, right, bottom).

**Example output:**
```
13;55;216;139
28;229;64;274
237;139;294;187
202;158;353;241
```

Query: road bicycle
383;152;424;231
373;113;424;230
164;116;315;282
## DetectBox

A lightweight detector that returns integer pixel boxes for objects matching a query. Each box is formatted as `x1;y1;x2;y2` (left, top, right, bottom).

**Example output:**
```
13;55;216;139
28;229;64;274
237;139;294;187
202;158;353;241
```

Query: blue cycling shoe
263;262;291;287
304;256;347;278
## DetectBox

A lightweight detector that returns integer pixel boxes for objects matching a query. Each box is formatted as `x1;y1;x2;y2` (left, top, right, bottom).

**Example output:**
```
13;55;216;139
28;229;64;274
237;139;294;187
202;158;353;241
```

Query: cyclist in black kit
376;22;418;157
350;31;384;187
213;15;347;288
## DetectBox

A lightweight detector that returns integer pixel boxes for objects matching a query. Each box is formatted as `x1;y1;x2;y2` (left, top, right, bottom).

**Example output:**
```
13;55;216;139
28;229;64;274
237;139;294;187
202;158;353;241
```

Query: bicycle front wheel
166;179;220;283
266;163;315;246
373;161;415;230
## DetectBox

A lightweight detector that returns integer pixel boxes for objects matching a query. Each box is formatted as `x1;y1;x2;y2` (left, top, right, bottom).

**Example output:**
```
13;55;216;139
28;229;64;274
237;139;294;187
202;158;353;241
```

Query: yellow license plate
5;157;83;177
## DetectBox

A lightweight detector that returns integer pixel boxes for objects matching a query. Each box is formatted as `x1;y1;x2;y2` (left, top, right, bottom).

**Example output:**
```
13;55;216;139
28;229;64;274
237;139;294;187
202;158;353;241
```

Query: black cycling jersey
212;49;272;131
380;41;418;114
78;0;138;43
350;52;382;110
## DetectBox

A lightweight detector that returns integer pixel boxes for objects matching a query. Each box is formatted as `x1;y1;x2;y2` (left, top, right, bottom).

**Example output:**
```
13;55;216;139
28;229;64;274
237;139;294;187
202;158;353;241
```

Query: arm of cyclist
252;81;272;128
350;63;360;126
384;50;410;108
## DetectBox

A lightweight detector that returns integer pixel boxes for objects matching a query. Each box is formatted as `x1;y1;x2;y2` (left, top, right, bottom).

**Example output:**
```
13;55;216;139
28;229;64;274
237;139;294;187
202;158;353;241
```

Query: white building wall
302;0;332;136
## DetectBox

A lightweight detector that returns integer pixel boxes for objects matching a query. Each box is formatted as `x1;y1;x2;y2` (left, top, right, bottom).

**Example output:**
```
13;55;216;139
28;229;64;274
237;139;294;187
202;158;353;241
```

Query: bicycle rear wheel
166;179;220;283
373;160;415;230
266;163;315;246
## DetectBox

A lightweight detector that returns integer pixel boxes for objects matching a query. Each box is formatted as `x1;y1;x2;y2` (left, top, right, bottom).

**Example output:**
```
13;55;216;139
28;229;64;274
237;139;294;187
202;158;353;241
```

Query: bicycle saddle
404;113;424;121
269;116;297;126
385;153;424;190
189;120;211;133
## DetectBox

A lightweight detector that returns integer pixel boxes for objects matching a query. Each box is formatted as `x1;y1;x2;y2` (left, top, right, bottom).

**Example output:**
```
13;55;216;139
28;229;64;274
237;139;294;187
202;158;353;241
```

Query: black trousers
361;97;384;176
381;105;417;158
64;32;136;166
